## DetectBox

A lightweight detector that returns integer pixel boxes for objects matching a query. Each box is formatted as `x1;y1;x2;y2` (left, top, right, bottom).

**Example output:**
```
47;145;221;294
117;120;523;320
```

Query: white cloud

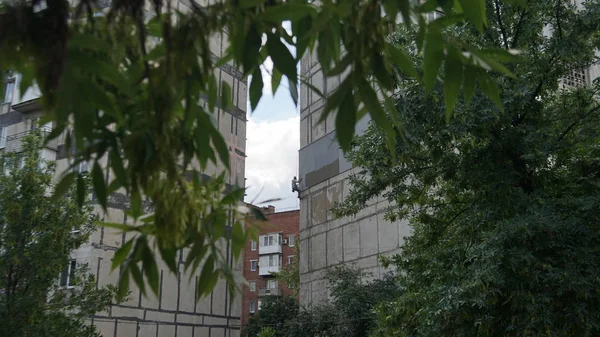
244;114;300;210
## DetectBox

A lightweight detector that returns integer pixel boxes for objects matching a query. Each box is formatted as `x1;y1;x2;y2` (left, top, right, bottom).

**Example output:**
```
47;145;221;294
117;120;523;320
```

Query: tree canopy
0;0;521;299
335;0;600;336
0;133;121;337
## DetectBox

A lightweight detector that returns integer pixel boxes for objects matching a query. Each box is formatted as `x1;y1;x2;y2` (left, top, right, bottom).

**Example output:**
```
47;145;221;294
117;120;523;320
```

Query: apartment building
298;0;600;307
0;2;247;337
241;206;299;327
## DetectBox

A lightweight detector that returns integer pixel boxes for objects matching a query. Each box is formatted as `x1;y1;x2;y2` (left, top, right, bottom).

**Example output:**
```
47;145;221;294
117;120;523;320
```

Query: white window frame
266;279;278;289
260;233;282;247
288;234;295;247
250;240;257;251
288;255;295;265
250;259;258;271
0;126;6;148
3;78;15;104
249;280;256;292
60;260;77;288
249;300;255;313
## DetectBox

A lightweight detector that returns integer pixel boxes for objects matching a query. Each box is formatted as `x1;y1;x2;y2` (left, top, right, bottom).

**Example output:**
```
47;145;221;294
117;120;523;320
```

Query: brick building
241;206;299;327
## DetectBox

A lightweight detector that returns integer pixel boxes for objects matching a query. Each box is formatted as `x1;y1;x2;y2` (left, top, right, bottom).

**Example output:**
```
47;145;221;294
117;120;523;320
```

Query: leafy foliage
244;266;400;337
335;1;600;336
0;133;121;337
259;327;277;337
0;0;518;299
244;296;300;337
273;236;300;296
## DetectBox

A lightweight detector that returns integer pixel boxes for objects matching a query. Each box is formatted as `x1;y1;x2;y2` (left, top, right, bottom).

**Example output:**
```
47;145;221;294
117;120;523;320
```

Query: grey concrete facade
0;1;247;336
298;50;412;306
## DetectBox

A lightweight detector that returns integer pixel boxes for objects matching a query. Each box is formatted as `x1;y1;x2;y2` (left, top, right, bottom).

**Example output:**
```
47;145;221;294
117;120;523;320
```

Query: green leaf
322;78;352;122
197;255;215;299
463;66;477;105
221;82;233;110
158;243;178;274
130;263;146;296
112;239;134;270
372;53;394;91
209;125;230;169
357;80;396;158
117;266;131;299
271;67;283;95
249;68;263;111
242;24;262;75
459;0;486;31
231;222;245;258
76;174;86;207
261;3;317;22
130;191;142;220
52;171;77;200
68;32;112;53
423;27;444;93
387;46;419;79
288;78;299;106
239;0;267;8
444;48;463;122
336;91;356;152
266;34;297;82
141;240;160;296
300;77;324;100
92;161;107;211
479;73;503;110
110;149;127;187
473;52;517;79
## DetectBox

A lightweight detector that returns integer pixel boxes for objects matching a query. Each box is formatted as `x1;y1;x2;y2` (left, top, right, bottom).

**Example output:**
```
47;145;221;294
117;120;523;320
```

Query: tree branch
511;9;527;48
556;104;600;143
494;0;509;48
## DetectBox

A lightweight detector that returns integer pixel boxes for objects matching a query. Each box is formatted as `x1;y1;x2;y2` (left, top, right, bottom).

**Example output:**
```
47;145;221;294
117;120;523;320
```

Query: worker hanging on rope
292;176;302;198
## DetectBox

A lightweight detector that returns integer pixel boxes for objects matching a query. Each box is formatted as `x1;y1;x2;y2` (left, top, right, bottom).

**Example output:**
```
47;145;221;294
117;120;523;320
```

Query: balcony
259;244;282;255
258;288;282;297
259;265;281;276
5;128;59;153
259;233;283;255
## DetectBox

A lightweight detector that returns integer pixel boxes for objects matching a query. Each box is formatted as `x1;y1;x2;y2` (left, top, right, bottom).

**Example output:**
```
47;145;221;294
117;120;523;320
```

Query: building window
0;126;6;148
260;233;282;247
563;69;588;88
3;77;15;104
250;260;258;271
266;279;278;289
60;260;77;288
250;240;257;251
288;234;295;247
76;161;89;174
288;255;295;265
249;300;255;313
249;280;256;292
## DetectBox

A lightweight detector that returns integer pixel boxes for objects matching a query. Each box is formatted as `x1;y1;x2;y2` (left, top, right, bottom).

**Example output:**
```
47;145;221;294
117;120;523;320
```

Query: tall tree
0;0;517;298
335;1;600;336
0;133;120;337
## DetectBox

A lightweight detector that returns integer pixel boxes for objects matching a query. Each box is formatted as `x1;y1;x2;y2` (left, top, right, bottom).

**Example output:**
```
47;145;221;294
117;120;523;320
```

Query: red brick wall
241;208;299;327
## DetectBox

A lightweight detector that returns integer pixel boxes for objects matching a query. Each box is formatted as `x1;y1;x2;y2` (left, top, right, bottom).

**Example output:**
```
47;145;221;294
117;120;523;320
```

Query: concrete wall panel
342;221;360;262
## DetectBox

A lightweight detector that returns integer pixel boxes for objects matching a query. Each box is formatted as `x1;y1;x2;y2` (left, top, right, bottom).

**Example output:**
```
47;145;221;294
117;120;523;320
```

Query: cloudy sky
243;55;300;211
